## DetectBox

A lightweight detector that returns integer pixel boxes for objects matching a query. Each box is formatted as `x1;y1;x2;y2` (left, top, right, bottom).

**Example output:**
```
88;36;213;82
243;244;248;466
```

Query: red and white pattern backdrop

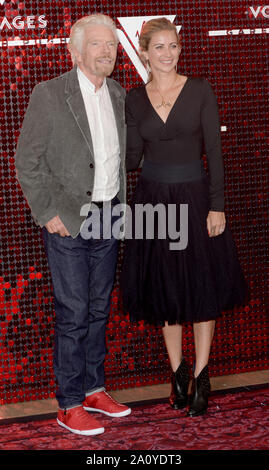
0;0;268;405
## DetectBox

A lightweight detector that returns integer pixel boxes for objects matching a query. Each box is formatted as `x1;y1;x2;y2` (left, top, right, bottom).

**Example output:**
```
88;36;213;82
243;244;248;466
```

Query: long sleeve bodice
125;77;225;211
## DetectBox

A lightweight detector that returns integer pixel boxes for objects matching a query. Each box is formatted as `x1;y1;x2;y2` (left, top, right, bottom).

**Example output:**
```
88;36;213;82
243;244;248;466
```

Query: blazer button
89;163;94;168
87;191;92;196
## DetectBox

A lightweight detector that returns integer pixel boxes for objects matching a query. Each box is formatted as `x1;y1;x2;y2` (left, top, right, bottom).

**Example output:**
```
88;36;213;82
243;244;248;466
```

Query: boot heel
187;365;211;417
169;358;190;410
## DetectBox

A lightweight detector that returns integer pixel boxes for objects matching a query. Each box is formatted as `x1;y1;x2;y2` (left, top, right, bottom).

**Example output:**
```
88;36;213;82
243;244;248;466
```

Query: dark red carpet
0;386;268;451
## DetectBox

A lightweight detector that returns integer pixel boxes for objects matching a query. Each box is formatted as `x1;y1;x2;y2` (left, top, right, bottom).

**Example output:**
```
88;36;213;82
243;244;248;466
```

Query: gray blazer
15;66;126;238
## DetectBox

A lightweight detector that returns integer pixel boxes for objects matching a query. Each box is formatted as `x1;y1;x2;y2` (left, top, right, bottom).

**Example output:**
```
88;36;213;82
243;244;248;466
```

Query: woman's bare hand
207;211;226;237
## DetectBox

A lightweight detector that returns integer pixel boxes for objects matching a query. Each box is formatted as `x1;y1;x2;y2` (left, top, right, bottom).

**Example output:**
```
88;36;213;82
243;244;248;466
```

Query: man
15;14;130;436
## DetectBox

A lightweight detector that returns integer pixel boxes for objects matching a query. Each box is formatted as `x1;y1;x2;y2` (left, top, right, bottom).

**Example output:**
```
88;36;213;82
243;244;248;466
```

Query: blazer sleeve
201;79;225;212
15;83;58;227
125;91;144;171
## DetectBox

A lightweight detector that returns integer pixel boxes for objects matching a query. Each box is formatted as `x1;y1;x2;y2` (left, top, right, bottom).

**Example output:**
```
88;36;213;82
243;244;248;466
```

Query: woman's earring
146;60;151;76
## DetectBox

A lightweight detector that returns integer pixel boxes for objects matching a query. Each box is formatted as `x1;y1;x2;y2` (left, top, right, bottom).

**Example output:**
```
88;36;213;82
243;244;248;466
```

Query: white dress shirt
77;67;120;202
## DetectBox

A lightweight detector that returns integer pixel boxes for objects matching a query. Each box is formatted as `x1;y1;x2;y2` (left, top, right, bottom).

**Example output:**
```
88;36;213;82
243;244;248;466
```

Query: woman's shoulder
192;76;215;89
125;86;146;111
188;75;208;86
126;85;145;100
188;76;216;99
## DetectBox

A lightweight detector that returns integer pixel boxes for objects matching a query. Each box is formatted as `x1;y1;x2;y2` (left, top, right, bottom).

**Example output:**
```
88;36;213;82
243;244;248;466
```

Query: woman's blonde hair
68;14;118;64
139;18;181;82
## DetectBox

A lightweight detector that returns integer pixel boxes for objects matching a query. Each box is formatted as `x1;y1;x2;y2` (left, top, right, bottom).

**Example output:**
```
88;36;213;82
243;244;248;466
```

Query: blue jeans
42;199;120;409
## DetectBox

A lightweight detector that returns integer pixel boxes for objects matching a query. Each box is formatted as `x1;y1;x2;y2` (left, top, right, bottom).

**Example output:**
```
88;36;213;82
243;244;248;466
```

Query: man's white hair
68;14;119;64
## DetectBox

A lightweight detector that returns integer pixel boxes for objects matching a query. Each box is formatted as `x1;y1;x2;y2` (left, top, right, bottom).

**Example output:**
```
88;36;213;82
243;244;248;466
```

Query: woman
121;18;249;416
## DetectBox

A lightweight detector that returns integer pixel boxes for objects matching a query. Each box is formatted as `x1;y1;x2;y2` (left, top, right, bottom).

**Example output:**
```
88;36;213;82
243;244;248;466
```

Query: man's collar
77;67;106;93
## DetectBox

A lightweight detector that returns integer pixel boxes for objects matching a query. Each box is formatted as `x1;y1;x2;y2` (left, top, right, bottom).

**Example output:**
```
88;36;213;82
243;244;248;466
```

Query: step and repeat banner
0;0;268;405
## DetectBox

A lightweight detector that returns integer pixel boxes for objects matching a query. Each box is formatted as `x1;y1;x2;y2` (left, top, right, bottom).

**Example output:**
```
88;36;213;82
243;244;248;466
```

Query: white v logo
117;15;182;83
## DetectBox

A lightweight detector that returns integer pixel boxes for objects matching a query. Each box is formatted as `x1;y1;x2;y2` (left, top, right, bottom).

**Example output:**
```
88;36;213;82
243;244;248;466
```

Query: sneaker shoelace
72;406;97;425
103;391;124;407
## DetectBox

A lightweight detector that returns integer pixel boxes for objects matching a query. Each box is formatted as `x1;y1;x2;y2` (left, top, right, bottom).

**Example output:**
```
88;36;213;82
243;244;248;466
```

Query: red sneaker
57;405;105;436
83;391;131;417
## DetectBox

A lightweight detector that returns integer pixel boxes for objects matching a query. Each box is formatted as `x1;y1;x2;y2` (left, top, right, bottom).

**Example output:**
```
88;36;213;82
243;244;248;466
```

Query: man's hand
207;211;226;237
45;215;70;237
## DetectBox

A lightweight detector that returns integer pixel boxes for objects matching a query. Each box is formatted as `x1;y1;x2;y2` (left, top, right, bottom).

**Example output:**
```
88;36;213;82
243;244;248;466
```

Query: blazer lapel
65;68;125;160
65;67;94;157
106;78;125;158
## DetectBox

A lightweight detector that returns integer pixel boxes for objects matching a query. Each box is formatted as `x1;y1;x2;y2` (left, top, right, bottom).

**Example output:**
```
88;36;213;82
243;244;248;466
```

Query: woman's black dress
121;77;249;326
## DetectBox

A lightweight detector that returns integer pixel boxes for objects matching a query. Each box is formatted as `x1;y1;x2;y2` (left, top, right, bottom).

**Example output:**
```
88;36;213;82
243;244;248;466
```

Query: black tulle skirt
120;161;249;326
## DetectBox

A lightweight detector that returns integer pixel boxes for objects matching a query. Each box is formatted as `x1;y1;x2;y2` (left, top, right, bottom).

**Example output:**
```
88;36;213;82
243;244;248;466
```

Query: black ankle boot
169;358;190;409
187;365;211;417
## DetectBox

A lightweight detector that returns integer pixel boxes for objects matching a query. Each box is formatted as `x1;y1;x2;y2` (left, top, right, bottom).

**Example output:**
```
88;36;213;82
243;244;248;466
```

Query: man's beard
95;56;115;76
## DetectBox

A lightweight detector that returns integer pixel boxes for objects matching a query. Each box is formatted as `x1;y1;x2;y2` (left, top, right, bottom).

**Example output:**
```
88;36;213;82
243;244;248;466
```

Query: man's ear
68;43;82;65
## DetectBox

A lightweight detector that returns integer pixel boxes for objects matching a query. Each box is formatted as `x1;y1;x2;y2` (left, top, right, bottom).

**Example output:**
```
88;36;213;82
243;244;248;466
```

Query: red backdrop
0;0;268;405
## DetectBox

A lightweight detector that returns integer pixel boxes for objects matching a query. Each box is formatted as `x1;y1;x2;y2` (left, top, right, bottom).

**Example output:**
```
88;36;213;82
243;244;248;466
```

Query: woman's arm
201;79;226;236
